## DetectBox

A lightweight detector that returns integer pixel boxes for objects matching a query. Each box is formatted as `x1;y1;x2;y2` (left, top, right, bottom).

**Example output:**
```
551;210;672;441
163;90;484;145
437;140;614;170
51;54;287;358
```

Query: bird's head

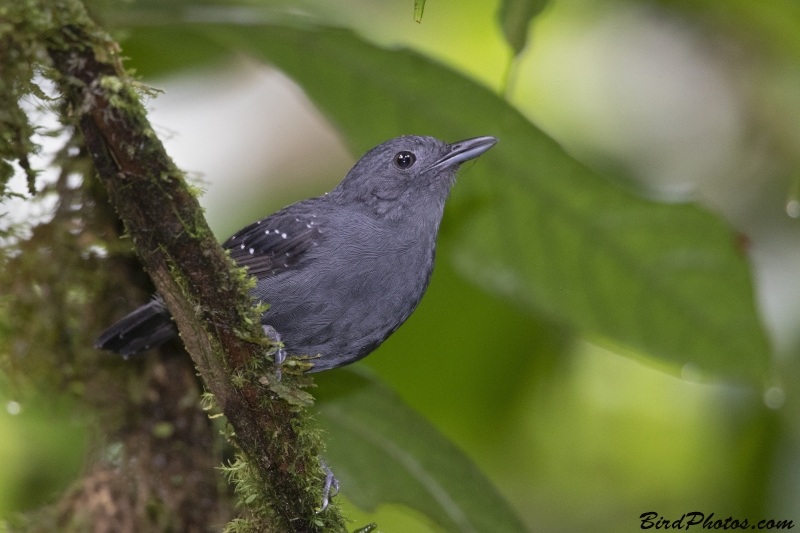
333;135;497;218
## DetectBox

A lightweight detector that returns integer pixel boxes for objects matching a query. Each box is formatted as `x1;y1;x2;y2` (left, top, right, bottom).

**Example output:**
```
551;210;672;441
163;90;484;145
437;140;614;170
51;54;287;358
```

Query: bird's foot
317;459;340;513
262;325;286;381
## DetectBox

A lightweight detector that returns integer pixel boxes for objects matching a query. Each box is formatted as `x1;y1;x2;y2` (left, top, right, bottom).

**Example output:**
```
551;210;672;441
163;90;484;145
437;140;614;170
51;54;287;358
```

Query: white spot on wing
249;248;254;254
281;233;287;239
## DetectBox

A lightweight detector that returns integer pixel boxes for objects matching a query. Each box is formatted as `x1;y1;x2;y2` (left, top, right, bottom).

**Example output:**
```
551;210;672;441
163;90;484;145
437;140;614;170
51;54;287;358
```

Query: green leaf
118;25;229;79
119;22;770;379
414;0;426;23
497;0;549;55
314;367;526;533
196;24;769;380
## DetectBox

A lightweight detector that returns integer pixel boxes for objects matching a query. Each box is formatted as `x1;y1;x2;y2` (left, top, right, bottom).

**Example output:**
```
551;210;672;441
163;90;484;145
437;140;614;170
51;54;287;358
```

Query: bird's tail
95;297;178;358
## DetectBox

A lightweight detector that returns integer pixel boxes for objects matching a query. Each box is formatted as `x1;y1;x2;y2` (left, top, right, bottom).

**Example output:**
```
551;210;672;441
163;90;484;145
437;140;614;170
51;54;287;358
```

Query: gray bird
95;135;497;372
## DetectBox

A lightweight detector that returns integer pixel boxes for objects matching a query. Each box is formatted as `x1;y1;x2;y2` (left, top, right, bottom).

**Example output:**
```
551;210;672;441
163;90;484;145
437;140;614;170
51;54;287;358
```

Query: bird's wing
222;202;325;279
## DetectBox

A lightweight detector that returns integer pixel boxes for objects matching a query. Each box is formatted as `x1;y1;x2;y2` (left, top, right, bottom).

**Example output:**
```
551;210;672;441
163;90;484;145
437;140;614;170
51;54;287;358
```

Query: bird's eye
393;151;416;170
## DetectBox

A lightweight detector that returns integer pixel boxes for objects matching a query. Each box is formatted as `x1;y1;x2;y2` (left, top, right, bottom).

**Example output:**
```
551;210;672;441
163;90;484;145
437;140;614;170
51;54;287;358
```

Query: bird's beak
428;136;498;172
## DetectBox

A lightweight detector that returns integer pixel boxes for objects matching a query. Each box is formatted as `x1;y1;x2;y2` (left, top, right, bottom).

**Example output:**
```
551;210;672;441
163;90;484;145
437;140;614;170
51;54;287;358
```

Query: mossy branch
3;1;347;531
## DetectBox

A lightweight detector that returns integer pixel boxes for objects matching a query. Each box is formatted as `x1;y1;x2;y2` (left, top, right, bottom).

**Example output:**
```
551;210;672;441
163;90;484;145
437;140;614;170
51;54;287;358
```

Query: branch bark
38;7;345;533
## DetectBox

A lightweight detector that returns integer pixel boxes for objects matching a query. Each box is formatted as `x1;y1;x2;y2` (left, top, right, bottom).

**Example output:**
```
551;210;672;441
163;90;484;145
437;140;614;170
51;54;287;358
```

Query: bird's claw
262;325;287;381
317;460;340;513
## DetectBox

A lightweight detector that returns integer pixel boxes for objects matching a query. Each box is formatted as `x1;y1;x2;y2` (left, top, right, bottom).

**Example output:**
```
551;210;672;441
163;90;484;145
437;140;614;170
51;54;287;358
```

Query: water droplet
786;200;800;218
6;401;20;415
681;363;701;382
764;386;786;409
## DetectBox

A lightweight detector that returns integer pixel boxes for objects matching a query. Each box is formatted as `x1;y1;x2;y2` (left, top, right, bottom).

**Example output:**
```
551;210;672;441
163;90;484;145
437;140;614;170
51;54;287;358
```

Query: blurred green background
3;0;800;531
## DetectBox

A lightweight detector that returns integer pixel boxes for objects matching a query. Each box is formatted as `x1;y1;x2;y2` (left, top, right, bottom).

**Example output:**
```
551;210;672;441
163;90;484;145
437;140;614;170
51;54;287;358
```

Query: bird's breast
253;209;441;370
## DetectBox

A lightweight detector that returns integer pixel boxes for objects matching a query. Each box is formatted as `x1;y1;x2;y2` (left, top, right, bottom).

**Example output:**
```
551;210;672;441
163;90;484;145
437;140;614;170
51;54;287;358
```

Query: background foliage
2;0;799;531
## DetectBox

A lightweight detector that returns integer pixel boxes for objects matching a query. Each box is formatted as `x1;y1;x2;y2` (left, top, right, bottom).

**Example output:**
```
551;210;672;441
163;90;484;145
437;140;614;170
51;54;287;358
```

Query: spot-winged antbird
96;135;497;372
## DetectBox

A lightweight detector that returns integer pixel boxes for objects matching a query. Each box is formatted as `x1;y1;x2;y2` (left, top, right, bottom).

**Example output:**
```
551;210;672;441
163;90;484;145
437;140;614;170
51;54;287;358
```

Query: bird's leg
317;459;340;513
262;325;286;380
